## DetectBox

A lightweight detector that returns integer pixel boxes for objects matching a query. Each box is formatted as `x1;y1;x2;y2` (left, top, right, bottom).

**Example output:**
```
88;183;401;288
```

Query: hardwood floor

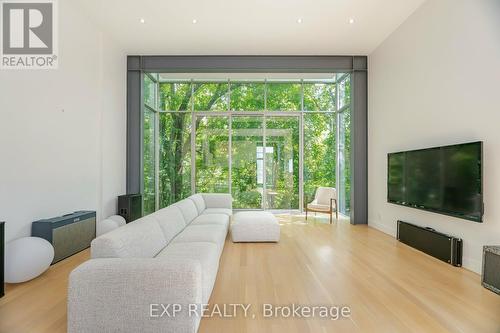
1;214;499;333
0;249;88;333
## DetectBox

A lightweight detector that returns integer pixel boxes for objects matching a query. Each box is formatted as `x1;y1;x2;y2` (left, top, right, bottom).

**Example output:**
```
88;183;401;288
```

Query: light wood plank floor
1;214;499;333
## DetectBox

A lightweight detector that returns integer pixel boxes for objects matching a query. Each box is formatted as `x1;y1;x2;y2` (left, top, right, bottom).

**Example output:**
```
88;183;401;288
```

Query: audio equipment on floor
482;246;500;295
118;194;142;223
1;222;4;298
397;220;462;267
32;211;96;263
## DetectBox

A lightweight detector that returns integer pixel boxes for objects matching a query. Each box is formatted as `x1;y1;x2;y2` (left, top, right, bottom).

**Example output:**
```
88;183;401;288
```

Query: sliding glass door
303;113;336;204
195;116;229;193
231;116;264;209
265;116;299;209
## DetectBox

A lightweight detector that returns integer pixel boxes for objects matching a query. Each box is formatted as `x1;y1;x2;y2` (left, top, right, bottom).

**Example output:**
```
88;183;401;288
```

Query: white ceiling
75;0;426;55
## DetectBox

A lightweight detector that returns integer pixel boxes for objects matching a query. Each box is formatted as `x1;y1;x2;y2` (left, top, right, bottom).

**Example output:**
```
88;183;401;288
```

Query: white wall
368;0;500;273
0;1;126;242
99;35;127;221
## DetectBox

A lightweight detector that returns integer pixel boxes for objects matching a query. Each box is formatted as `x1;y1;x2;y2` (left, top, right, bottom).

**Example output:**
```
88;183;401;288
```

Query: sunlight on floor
274;212;350;225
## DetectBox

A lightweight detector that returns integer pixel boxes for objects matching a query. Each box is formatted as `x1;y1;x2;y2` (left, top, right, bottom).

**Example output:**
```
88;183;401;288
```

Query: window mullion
191;79;196;195
263;79;267;210
154;77;160;211
336;75;342;215
299;79;304;212
228;79;232;197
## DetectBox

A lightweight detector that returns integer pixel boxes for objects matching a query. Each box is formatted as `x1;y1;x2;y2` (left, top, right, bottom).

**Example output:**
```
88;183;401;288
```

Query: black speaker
397;221;463;266
482;246;500;295
118;194;143;223
1;222;5;298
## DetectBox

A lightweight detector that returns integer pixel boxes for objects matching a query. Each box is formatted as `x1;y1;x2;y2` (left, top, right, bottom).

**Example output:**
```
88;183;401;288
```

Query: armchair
305;187;338;224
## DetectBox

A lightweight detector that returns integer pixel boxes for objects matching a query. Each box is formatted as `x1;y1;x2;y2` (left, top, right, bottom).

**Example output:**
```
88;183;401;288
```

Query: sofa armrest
202;193;232;209
68;258;203;333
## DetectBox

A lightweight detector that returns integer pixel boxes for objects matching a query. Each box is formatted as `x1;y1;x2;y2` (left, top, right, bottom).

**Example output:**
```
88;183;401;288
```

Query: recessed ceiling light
192;19;197;24
297;18;303;24
349;18;355;24
140;18;145;24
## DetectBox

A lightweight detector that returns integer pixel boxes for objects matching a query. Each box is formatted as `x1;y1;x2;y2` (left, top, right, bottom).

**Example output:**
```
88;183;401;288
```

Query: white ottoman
231;211;280;242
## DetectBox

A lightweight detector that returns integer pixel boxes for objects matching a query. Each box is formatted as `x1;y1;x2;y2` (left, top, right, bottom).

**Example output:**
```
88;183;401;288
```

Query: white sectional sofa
68;193;232;333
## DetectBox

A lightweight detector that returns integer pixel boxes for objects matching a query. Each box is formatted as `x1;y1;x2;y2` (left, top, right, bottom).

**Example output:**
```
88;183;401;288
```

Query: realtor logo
1;0;58;69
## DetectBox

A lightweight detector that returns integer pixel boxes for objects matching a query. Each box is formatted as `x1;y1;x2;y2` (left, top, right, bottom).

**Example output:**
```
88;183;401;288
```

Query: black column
1;221;5;298
126;56;142;195
350;57;368;225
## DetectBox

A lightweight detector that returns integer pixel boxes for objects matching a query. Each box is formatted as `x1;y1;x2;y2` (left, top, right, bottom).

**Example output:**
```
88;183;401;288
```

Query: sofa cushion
172;225;227;254
173;199;199;224
191;214;229;230
202;208;233;216
315;187;337;205
307;202;331;212
189;194;206;215
202;193;232;209
91;216;166;259
150;206;186;244
156;242;219;304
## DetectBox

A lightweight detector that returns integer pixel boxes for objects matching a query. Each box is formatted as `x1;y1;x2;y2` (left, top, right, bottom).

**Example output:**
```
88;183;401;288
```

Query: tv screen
388;142;483;222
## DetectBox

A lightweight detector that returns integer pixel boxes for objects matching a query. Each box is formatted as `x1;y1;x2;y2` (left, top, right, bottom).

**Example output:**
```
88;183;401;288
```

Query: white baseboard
368;220;396;237
462;257;482;274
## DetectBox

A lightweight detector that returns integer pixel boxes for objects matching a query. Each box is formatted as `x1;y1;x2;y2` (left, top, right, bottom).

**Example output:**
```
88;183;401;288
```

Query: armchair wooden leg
330;211;332;224
333;199;338;220
305;207;308;220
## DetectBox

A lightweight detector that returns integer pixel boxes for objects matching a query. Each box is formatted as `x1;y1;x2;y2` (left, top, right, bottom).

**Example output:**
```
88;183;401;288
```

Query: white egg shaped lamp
5;237;54;283
108;215;126;227
96;218;119;236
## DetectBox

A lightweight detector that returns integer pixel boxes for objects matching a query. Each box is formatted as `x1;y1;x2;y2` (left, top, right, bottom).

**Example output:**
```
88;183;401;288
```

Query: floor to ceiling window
158;82;192;209
142;74;351;215
142;75;156;214
337;74;351;214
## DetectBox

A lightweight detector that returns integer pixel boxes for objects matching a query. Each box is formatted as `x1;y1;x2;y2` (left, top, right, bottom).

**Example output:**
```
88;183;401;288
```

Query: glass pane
230;82;265;111
159;82;191;111
266;82;302;111
158;112;192;208
144;75;155;108
195;116;229;192
265;117;299;209
144;75;156;108
339;109;351;214
192;82;229;111
338;75;351;110
304;113;336;204
303;83;336;111
143;109;156;214
231;116;264;209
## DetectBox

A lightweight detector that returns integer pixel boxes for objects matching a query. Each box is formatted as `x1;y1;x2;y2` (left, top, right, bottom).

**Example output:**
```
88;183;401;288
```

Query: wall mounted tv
387;141;483;222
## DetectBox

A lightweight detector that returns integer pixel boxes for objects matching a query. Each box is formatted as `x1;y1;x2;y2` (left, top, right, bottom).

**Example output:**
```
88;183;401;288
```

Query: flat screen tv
387;141;483;222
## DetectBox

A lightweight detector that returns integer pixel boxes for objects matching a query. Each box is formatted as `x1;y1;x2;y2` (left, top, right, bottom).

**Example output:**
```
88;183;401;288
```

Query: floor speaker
1;222;4;298
118;194;143;223
32;212;96;263
397;220;462;266
482;246;500;295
